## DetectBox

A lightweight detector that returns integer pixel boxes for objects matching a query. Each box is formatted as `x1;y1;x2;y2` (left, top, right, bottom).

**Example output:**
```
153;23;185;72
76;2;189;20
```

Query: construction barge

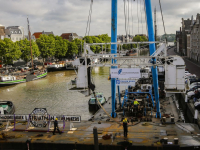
0;95;200;150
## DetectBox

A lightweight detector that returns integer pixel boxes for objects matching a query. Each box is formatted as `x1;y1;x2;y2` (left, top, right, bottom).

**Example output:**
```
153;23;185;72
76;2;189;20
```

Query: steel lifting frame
145;0;161;118
121;89;154;116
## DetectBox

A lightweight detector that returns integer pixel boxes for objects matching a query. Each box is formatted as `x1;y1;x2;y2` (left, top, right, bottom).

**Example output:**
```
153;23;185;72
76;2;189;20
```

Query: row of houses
0;25;80;42
176;13;200;62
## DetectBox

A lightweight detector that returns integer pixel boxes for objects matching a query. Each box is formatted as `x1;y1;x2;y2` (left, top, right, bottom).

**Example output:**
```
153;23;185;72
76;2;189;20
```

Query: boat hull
0;72;47;87
47;66;66;72
0;101;15;114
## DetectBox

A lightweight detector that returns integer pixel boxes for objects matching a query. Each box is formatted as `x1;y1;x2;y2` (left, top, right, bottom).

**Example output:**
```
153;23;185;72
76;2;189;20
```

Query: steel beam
111;0;117;118
145;0;161;118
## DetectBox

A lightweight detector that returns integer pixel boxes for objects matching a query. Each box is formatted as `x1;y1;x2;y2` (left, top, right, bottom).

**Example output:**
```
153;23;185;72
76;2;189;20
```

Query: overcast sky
0;0;200;37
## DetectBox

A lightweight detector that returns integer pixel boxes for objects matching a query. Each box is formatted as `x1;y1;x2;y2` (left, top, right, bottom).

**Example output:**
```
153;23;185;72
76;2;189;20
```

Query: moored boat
126;49;137;56
0;101;15;114
88;92;106;107
47;61;66;72
66;61;78;70
0;69;47;87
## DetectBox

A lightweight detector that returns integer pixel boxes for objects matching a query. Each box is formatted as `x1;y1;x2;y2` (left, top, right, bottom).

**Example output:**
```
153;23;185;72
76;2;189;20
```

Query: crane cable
124;0;128;37
128;0;130;37
143;0;148;37
85;0;93;37
159;0;167;43
137;0;139;34
140;0;143;34
131;0;134;36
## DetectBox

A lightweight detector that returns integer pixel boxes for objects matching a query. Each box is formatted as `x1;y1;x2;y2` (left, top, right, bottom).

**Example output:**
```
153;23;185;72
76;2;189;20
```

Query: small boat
66;61;78;70
0;75;26;86
126;49;137;56
47;61;66;72
0;69;47;87
88;92;106;107
0;101;15;114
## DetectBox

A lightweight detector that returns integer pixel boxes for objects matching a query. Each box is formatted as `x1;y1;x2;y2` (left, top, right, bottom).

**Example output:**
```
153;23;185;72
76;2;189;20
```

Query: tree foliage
36;34;55;59
73;38;84;55
66;42;78;58
83;34;111;53
0;38;21;65
17;39;40;63
53;35;68;60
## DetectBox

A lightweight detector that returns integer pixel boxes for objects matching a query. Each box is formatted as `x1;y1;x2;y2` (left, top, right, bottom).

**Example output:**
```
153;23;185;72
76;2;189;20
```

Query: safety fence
0;114;81;132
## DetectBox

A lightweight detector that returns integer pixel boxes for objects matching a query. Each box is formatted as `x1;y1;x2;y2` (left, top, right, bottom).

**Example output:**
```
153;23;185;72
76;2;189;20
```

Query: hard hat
55;118;58;120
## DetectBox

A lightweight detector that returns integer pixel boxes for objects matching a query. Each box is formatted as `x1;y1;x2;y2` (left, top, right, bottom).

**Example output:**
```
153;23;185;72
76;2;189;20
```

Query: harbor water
0;68;111;120
0;50;150;120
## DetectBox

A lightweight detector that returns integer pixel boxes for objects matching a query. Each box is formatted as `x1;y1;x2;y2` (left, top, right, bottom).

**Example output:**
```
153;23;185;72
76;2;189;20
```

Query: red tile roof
33;32;42;39
60;33;72;40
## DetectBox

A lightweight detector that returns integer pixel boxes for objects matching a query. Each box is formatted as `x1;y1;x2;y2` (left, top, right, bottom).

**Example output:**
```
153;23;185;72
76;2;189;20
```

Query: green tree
98;34;111;52
0;38;21;66
17;39;40;65
53;36;68;61
67;42;78;58
73;38;84;55
83;34;111;53
36;34;55;63
83;36;93;43
132;35;148;48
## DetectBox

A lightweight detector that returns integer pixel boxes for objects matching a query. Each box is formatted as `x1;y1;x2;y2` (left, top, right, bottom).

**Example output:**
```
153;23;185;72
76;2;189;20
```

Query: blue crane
111;0;161;118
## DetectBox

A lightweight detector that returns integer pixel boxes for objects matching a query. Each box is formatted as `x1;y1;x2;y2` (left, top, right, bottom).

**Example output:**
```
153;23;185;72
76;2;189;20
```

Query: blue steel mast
110;0;160;118
144;0;161;118
111;0;117;118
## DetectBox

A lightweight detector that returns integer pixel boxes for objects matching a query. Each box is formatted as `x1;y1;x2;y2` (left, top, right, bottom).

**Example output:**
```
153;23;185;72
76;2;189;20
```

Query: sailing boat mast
27;18;34;70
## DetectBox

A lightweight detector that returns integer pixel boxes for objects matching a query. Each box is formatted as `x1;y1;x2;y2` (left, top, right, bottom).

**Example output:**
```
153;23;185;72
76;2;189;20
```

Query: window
16;37;18;41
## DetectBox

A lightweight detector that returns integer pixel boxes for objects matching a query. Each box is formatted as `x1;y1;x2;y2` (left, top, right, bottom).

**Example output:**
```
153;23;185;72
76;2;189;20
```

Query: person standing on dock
134;99;140;111
123;118;129;138
53;118;61;135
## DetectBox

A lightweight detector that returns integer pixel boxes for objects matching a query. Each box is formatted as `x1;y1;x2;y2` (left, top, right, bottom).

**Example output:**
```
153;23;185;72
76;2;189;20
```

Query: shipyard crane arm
150;43;167;56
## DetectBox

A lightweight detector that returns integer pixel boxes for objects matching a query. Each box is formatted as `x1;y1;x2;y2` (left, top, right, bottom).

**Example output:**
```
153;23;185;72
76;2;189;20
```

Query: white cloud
0;0;200;37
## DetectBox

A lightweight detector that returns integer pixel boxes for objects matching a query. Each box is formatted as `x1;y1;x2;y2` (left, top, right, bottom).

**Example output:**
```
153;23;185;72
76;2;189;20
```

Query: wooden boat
88;92;106;107
0;101;15;114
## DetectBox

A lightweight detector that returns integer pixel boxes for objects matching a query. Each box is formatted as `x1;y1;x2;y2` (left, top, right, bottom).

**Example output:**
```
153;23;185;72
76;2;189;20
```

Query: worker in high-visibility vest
134;99;140;111
122;118;129;137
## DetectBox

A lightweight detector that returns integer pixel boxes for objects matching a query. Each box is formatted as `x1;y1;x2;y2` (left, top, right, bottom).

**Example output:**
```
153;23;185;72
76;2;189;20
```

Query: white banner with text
110;68;141;79
116;80;135;86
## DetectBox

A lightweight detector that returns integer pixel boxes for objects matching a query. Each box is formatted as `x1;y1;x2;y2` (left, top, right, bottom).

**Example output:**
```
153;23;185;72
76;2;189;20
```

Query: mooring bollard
174;138;179;144
93;127;99;150
171;117;174;123
185;95;188;103
194;109;198;124
162;117;166;124
164;137;168;144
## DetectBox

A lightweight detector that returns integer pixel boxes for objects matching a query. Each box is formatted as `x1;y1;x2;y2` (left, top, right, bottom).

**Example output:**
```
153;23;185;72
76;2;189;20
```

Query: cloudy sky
0;0;199;37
